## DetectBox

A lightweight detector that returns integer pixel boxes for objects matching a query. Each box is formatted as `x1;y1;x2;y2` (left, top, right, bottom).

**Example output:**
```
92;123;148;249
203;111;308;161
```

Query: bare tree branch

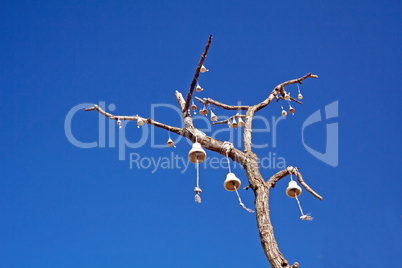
84;36;323;268
212;114;246;126
175;90;193;129
195;96;250;111
85;87;248;164
281;72;318;87
254;73;317;113
294;169;323;201
85;105;183;135
276;95;303;105
266;168;290;188
242;108;254;153
265;166;323;201
241;73;318;154
183;35;213;115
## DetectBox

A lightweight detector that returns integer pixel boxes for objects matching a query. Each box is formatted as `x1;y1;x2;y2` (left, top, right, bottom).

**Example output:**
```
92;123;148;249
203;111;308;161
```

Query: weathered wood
195;96;250;111
212;114;246;126
84;36;322;268
183;35;213;115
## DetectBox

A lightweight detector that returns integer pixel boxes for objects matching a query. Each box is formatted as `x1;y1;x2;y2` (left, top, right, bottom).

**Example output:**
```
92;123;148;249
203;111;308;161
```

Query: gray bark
85;35;322;268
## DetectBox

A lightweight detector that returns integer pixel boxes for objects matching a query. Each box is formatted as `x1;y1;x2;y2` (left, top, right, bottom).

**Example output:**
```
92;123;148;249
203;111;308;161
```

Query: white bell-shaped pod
167;137;174;147
289;106;295;114
137;117;144;126
231;118;238;128
298;93;303;100
196;84;203;92
200;65;209;73
188;142;207;164
224;172;241;191
210;111;217;121
286;180;302;197
238;117;245;127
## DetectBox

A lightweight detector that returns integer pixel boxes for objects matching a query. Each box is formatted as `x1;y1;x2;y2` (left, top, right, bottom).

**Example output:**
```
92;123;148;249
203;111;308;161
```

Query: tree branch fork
84;35;321;268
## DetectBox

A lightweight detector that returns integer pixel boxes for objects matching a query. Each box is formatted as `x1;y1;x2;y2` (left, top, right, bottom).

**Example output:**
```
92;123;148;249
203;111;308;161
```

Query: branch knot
287;166;298;175
219;141;234;155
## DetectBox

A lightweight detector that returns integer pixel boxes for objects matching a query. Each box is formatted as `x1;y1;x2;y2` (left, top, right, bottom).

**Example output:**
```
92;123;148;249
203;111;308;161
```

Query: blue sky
1;1;401;267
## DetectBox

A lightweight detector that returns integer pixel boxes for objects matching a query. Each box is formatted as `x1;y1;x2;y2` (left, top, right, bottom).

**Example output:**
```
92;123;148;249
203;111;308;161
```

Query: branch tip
183;35;213;113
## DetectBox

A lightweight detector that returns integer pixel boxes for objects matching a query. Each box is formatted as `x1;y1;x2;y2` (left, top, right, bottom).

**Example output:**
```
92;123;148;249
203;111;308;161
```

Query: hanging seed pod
191;102;197;111
189;142;206;204
196;84;203;92
282;110;287;116
117;119;121;126
289;106;295;114
167;137;174;147
137;117;144;127
200;65;208;73
188;142;207;164
224;173;241;191
232;118;238;128
238;117;245;127
201;106;208;115
284;92;291;101
297;84;303;100
286;180;302;197
210;111;217;121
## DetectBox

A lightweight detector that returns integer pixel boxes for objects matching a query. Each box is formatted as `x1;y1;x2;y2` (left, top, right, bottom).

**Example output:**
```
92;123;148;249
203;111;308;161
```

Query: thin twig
85;105;182;135
295;169;323;201
266;166;323;201
86;102;248;164
195;96;249;110
212;114;246;125
183;35;213;114
276;95;303;105
266;168;290;188
281;73;318;87
255;73;317;113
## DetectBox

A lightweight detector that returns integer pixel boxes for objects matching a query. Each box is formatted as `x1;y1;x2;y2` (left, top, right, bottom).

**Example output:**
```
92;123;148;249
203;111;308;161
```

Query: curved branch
195;96;249;111
265;166;323;201
266;168;290;188
242;73;318;154
84;35;321;268
248;165;322;267
255;73;317;112
85;105;183;135
86;97;247;167
281;72;318;87
183;35;213;114
276;95;303;105
294;169;323;201
85;102;246;163
174;89;247;163
175;90;193;129
212;114;246;126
